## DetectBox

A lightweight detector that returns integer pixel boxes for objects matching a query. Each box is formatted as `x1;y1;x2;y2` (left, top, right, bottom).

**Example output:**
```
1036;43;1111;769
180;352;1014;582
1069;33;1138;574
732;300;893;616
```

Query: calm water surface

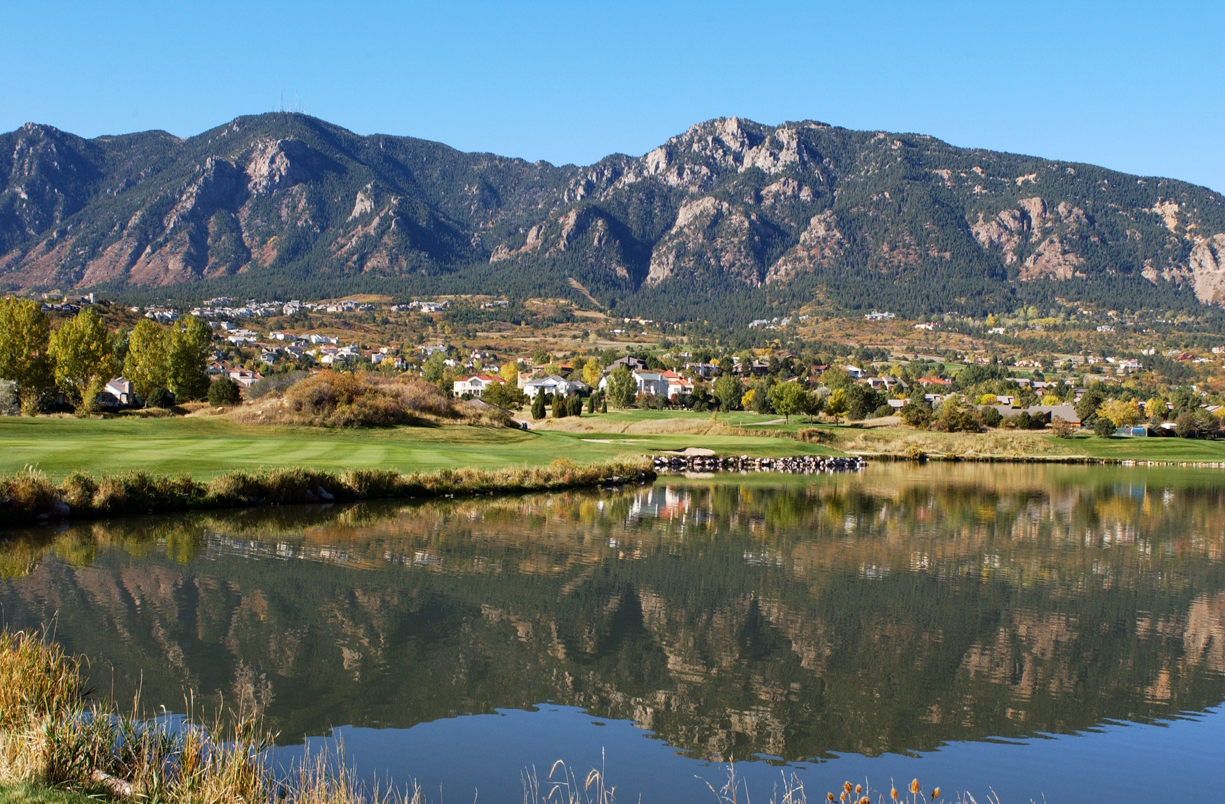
2;464;1224;802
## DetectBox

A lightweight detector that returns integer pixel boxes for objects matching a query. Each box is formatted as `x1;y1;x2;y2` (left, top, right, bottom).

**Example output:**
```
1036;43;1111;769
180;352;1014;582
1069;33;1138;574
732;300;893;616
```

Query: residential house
524;375;588;399
660;370;693;401
685;362;721;379
866;376;908;393
844;365;867;380
625;371;670;398
97;378;135;408
608;356;647;372
228;369;263;388
453;374;502;398
980;403;1081;425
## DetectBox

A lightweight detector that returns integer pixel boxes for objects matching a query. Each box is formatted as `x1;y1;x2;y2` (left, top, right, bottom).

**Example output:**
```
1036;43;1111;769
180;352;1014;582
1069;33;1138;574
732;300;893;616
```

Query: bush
146;388;176;409
280;371;454;427
208;376;242;406
1093;417;1116;437
981;407;1003;428
900;398;932;428
872;404;894;418
1051;417;1076;438
245;370;308;400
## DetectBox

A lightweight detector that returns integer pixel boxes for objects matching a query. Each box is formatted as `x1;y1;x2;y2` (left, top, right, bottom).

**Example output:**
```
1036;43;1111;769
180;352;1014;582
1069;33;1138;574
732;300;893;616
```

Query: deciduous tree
607;367;637;408
48;308;115;412
123;319;170;399
0;297;53;413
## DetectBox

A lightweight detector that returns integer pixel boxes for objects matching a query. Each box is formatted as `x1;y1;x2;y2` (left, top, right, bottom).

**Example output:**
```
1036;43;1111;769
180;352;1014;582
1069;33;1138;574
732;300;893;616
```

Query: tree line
0;297;212;414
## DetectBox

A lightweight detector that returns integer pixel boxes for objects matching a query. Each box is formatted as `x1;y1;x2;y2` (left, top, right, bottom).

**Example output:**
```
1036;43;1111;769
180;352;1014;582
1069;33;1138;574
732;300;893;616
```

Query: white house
453;374;502;397
632;371;670;397
660;370;693;400
228;369;263;388
524;375;588;399
97;378;135;408
599;371;668;397
844;365;867;380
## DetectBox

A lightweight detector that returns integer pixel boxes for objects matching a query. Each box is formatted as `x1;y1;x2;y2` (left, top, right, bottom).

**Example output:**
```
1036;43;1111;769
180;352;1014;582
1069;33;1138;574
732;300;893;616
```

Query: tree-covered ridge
2;114;1224;323
2;469;1222;761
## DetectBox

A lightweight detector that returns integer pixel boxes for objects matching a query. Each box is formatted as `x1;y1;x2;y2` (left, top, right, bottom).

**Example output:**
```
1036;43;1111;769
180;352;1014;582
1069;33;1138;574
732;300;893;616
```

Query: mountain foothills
3;113;1225;324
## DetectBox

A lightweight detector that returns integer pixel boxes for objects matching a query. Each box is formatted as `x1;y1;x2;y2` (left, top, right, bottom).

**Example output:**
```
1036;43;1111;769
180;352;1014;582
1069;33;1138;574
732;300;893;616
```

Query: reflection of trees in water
0;465;1223;762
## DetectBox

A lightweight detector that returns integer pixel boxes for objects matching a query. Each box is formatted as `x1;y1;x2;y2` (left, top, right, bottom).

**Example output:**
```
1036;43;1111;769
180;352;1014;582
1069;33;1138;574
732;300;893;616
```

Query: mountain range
3;113;1225;324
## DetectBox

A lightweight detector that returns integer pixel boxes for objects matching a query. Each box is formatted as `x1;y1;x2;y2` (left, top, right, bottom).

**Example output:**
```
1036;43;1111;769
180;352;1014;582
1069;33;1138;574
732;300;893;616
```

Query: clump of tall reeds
0;459;654;525
0;628;414;804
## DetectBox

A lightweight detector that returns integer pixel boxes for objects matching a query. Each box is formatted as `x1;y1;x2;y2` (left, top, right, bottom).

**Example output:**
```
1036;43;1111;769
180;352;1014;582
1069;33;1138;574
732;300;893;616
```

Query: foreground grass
0;785;94;804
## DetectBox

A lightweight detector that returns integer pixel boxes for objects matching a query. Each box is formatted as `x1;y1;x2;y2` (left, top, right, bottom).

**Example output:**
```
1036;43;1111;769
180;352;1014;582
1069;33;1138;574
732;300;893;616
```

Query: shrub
280;371;454;428
1051;417;1076;438
1093;416;1116;437
147;387;176;409
872;404;894;418
900;397;931;428
981;407;1003;428
208;376;242;406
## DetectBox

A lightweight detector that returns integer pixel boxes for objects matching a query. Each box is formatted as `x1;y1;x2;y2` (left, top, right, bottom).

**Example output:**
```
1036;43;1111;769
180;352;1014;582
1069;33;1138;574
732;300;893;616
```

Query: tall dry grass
0;628;422;804
0;459;654;525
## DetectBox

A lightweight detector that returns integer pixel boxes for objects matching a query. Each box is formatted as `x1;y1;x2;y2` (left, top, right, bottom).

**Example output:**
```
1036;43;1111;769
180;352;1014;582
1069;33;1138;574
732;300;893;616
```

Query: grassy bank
0;417;838;480
0;458;652;526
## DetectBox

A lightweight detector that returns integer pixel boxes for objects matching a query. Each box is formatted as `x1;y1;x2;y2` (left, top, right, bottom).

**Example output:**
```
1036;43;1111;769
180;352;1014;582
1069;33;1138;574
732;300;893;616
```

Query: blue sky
4;1;1223;190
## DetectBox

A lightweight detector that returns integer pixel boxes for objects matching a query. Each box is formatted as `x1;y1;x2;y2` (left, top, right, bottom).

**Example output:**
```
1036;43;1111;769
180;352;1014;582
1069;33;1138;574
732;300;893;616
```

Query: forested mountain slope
3;113;1224;323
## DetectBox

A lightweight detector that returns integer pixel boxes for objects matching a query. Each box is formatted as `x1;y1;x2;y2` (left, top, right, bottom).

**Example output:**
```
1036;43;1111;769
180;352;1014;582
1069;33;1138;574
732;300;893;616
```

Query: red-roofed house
660;370;694;401
453;374;502;397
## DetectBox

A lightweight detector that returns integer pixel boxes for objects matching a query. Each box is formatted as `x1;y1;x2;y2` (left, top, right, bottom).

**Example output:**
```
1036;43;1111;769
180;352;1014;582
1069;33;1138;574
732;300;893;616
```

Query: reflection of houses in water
628;485;694;523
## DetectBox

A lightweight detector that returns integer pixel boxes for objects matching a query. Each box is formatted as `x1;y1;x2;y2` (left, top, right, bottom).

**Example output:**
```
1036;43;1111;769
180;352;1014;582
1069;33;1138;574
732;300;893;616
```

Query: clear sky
3;1;1223;190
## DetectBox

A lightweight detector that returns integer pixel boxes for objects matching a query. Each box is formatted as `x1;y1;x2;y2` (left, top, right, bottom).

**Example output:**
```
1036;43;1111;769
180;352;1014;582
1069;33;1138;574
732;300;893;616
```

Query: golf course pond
2;464;1223;803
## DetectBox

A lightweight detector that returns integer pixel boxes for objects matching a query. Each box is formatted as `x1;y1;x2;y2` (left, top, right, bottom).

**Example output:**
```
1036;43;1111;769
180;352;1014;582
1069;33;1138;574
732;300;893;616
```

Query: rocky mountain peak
1;112;1225;323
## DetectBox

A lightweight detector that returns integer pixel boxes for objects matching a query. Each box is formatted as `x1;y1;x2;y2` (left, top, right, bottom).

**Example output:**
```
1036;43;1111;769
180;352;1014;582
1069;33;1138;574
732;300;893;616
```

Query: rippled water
2;464;1224;802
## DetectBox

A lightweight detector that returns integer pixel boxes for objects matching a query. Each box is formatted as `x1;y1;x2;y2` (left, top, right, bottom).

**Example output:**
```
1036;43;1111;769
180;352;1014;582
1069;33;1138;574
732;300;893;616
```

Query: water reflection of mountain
1;465;1223;762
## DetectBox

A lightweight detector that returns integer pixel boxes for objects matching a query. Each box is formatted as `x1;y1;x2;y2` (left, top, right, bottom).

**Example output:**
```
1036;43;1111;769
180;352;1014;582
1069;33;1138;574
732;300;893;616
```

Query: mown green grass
0;417;840;480
4;416;1221;482
0;786;94;804
1051;432;1225;461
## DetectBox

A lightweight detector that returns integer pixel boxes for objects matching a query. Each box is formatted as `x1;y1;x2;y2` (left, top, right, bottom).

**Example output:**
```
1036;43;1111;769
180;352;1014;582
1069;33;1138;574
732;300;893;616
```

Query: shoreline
0;458;655;528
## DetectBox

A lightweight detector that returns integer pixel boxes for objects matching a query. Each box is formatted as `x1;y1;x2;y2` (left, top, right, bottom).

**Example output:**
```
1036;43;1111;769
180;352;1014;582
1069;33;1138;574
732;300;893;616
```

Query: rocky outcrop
1020;235;1083;280
765;210;844;282
245;139;314;195
1189;234;1225;305
647;196;772;286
